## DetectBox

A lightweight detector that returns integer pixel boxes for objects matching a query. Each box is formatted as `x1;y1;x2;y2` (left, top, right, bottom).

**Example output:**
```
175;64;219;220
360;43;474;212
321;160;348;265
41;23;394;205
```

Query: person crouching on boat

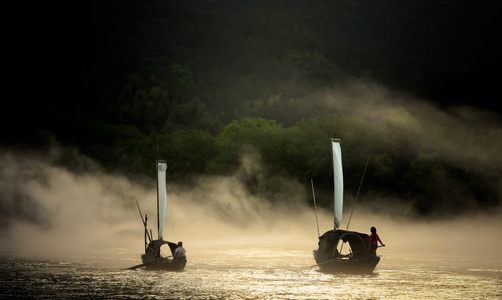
369;227;385;257
173;241;187;269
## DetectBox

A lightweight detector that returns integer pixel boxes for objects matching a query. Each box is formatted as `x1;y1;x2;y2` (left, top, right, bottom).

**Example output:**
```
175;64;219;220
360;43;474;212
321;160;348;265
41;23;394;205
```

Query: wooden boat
314;229;380;273
313;139;380;273
127;160;186;271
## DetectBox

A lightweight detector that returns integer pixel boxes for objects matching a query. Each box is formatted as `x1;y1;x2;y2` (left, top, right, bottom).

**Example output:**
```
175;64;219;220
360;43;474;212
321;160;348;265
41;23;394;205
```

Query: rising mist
0;147;318;258
1;138;501;261
2;79;501;259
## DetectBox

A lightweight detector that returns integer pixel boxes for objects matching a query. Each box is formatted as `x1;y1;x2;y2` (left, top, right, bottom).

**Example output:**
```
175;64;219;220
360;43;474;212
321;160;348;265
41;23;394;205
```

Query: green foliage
278;49;346;86
169;63;194;90
372;153;395;192
81;121;152;175
207;117;285;174
113;73;175;133
158;129;218;179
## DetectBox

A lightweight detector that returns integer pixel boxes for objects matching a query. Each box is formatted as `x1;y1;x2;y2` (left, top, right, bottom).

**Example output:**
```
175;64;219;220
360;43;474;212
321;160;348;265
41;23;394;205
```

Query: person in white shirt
173;241;187;269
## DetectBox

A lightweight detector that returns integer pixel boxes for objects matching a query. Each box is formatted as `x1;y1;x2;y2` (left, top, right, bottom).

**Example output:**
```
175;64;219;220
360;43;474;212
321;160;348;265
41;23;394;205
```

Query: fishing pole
311;178;320;238
136;201;153;244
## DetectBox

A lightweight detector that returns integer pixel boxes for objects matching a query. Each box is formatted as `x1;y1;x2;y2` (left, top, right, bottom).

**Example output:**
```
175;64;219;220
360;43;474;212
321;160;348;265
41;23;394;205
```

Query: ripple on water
0;249;501;299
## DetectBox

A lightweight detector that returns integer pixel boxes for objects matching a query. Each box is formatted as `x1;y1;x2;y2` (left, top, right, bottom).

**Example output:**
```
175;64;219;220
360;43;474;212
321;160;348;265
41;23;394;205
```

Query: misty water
1;151;501;299
1;245;501;300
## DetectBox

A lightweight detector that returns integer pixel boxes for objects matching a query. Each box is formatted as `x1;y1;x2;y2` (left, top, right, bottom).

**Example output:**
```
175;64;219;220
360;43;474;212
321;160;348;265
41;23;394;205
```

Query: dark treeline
4;0;501;217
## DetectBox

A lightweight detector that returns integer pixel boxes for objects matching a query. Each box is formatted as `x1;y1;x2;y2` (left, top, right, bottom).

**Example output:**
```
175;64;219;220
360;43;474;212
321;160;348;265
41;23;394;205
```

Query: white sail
157;161;168;240
332;139;343;229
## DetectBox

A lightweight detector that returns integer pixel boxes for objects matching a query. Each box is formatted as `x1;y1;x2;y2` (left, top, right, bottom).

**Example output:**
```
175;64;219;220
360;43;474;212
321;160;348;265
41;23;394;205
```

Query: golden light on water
95;247;499;299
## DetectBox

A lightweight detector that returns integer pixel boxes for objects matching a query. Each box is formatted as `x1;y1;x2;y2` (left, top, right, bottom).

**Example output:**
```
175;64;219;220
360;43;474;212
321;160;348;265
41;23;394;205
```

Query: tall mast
156;161;160;239
156;135;160;239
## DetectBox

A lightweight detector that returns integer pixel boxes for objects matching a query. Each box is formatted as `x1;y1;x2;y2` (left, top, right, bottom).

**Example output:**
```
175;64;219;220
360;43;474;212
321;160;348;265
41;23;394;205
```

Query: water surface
1;247;500;299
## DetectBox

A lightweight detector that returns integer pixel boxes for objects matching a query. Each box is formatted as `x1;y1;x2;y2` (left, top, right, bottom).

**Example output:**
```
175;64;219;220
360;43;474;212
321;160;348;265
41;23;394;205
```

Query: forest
3;0;501;217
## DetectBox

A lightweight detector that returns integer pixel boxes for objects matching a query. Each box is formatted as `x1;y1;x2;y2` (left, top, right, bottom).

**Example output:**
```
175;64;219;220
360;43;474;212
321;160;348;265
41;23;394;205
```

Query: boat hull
142;257;186;271
315;256;380;274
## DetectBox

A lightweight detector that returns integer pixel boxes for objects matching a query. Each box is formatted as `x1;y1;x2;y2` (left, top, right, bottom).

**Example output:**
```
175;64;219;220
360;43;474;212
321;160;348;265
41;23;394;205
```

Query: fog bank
1;149;500;261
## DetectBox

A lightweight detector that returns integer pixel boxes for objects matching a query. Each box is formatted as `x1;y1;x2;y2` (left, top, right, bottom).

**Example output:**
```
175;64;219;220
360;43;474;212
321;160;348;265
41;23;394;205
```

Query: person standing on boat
173;241;187;269
369;227;385;257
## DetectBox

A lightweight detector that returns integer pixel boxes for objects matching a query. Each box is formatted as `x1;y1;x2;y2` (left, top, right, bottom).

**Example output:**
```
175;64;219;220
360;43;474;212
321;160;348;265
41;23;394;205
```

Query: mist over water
1;146;501;299
3;82;500;253
0;149;315;258
317;82;502;164
1;145;500;260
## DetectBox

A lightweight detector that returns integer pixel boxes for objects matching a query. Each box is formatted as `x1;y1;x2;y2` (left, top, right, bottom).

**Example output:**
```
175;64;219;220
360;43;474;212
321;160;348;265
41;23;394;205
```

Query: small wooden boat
127;160;186;271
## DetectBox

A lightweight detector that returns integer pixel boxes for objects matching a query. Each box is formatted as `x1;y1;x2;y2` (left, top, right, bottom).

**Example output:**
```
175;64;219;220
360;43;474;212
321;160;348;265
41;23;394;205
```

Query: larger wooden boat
313;139;380;273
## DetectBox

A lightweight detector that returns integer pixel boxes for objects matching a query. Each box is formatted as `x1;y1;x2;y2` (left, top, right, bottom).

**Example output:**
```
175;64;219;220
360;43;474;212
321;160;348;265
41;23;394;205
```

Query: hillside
2;0;501;217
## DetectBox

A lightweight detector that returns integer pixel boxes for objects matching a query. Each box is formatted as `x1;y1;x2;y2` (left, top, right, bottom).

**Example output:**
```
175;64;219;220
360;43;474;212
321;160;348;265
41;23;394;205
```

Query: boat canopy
316;229;370;260
148;239;178;257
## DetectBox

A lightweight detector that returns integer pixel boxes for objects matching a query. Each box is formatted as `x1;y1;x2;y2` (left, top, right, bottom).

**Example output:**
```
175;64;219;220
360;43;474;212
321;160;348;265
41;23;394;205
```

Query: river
1;246;500;299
